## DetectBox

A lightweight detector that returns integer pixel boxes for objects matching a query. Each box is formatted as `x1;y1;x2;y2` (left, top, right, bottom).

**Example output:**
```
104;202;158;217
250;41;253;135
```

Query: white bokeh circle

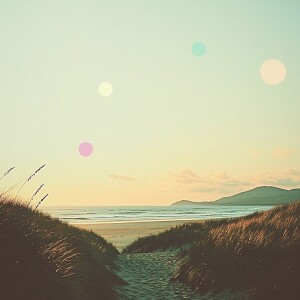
98;82;113;97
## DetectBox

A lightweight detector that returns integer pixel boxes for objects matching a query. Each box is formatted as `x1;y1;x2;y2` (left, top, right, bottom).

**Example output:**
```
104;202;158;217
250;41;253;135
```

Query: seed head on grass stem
17;164;46;196
29;184;44;204
27;164;46;182
0;167;15;195
0;167;15;182
35;193;48;211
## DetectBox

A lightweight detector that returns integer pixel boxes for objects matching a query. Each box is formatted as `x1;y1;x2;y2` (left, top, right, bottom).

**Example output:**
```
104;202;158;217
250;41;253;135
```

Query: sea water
41;205;272;224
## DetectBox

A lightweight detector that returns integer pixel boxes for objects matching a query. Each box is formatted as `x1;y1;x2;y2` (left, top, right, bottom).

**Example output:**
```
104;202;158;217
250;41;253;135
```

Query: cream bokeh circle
260;59;287;85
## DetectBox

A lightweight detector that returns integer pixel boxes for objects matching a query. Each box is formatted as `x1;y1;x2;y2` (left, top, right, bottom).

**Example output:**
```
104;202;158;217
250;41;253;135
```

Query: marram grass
125;201;300;299
0;196;120;300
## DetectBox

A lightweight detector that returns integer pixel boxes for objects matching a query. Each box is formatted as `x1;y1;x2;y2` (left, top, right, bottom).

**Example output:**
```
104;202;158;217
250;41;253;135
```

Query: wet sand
74;219;202;251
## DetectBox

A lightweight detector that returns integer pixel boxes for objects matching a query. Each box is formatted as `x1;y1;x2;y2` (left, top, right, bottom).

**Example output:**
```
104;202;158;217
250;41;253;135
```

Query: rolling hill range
171;186;300;206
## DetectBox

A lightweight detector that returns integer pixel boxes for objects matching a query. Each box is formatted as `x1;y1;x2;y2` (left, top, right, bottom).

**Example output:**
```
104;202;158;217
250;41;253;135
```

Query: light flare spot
79;142;93;157
260;59;287;85
98;82;113;97
192;42;206;57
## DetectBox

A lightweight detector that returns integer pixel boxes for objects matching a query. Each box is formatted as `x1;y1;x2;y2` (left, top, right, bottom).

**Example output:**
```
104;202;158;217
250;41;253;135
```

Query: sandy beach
75;219;202;251
76;219;247;299
75;219;219;299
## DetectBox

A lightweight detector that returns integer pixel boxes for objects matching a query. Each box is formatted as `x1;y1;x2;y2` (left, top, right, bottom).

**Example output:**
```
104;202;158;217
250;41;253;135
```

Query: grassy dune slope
125;202;300;299
0;196;120;300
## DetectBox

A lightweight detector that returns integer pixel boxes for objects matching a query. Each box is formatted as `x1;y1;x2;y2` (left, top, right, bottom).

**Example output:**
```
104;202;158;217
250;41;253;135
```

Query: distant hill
171;186;300;206
173;200;211;206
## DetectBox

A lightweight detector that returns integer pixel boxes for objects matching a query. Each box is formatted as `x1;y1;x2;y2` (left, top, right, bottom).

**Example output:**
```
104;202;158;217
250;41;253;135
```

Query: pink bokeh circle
79;142;93;157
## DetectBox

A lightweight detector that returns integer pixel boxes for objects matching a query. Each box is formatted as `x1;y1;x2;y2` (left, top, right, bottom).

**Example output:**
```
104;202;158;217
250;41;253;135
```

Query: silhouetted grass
0;167;15;182
29;184;44;204
0;195;121;300
123;213;259;253
125;202;300;299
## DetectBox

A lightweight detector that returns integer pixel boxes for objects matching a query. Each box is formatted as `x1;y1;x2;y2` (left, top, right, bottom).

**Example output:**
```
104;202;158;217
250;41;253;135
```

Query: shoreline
75;219;203;251
70;217;208;225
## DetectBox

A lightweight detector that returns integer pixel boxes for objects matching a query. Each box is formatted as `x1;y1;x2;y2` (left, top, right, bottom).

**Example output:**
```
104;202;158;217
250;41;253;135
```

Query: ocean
41;205;272;224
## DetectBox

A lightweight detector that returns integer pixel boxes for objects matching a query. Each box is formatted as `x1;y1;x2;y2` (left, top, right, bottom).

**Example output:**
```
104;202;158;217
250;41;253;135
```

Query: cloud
285;170;300;176
171;168;300;194
275;178;300;186
272;147;294;159
171;170;252;194
170;169;203;184
108;174;136;182
253;170;300;187
172;170;250;186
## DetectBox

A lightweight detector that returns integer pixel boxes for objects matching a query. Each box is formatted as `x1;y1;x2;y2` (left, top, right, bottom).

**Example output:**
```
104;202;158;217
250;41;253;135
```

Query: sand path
115;251;214;300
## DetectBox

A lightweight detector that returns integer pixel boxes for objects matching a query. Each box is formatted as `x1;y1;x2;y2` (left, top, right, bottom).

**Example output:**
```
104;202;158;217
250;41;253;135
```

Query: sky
1;1;300;206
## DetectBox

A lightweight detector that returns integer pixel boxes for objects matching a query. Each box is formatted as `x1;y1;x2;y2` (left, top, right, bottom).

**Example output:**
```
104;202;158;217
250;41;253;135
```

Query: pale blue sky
1;1;300;205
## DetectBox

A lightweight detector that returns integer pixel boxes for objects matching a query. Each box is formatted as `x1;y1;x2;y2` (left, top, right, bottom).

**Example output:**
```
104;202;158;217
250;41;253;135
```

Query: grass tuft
125;202;300;299
0;195;121;300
